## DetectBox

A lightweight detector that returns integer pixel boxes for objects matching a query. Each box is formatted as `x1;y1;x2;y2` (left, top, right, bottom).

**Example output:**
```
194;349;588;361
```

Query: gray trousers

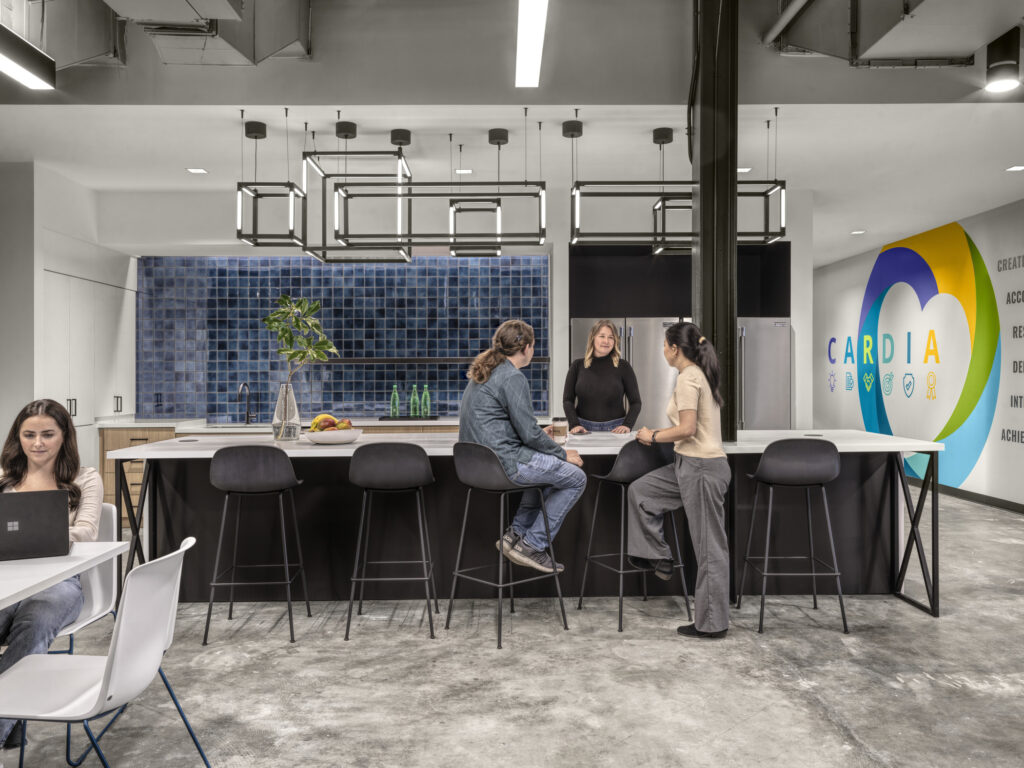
627;454;732;633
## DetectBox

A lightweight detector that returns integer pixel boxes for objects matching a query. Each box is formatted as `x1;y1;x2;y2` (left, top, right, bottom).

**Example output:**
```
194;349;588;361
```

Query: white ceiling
2;101;1022;265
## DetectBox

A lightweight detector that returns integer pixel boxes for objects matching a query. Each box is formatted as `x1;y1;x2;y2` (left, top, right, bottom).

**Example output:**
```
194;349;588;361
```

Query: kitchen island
108;429;941;616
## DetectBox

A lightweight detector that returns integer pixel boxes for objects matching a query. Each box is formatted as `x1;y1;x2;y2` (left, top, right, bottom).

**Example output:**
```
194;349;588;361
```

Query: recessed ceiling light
455;169;473;175
515;0;549;87
850;229;866;235
186;168;208;174
1006;165;1024;172
737;167;752;173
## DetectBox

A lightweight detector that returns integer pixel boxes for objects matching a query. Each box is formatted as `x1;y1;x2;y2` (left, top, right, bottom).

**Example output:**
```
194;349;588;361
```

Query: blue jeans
0;575;83;744
578;417;625;432
510;452;587;551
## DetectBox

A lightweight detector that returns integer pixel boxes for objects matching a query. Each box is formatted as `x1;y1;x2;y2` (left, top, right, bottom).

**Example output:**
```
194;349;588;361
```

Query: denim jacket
459;360;566;478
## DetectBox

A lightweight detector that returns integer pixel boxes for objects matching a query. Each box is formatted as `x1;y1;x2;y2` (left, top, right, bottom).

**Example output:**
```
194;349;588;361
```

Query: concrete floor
6;493;1024;768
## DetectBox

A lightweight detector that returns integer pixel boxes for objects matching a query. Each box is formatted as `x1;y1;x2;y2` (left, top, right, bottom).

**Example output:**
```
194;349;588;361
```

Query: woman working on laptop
0;399;101;750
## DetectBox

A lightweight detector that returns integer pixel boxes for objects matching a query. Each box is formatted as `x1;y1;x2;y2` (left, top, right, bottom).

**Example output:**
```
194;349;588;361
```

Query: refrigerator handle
738;326;746;430
626;325;633;362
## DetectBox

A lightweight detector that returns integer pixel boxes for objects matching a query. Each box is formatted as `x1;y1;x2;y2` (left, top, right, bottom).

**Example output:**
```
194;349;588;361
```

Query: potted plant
261;295;339;440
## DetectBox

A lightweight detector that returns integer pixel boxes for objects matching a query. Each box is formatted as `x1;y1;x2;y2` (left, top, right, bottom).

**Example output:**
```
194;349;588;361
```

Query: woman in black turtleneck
562;320;642;434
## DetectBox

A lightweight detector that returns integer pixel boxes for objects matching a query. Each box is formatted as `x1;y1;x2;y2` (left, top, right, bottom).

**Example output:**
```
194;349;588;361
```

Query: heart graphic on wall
863;372;874;392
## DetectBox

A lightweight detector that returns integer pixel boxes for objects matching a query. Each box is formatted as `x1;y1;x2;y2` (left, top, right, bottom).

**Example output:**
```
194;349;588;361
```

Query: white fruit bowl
305;428;362;445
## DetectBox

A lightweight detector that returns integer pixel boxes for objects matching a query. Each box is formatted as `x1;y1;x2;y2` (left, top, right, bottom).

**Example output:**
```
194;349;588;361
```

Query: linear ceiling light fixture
515;0;549;87
0;24;55;90
985;27;1021;93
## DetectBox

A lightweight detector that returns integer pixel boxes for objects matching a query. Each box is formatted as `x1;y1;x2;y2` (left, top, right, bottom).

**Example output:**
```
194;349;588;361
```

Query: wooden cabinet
99;427;175;523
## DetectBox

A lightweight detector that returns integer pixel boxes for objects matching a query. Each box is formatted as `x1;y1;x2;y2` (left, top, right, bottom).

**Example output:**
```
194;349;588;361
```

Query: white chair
0;537;210;768
53;502;119;654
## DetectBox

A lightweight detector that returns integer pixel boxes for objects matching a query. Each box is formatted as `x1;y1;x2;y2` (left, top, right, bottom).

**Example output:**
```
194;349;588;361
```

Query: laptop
0;490;71;561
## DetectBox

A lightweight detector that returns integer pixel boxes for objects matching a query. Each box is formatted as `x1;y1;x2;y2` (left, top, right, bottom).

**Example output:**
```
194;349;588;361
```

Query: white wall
0;164;37;424
787;189;814;428
814;197;1024;503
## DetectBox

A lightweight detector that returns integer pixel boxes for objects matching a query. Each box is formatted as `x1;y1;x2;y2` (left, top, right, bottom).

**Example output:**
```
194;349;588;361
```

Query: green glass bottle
410;384;420;418
389;384;399;418
420;385;431;418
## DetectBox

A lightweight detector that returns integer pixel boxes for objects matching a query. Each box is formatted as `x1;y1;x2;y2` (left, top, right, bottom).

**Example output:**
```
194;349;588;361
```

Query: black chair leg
617;487;626;632
418;489;440;614
288;489;312;617
203;495;231;645
496;493;507;649
758;487;775;634
228;495;241;620
445;489;472;629
539;497;569;631
821;487;849;633
345;492;369;641
806;486;818;610
415;489;436;639
357;494;374;615
577;480;602;611
278;494;295;643
737;482;760;609
667;509;692;622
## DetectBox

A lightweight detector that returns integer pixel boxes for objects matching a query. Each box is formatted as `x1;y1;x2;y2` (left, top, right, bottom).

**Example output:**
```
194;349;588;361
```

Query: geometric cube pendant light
236;113;306;247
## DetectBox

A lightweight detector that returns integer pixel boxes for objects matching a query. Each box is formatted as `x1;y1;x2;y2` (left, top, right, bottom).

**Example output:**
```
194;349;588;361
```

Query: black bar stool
345;442;440;640
445;442;569;648
737;438;849;634
577;440;692;631
204;445;311;644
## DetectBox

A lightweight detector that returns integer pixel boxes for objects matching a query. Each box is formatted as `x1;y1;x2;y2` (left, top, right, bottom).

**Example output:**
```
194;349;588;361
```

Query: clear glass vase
272;382;301;441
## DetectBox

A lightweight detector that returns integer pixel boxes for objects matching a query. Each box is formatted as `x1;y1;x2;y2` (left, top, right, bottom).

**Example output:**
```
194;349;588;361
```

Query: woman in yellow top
627;322;731;639
0;399;102;748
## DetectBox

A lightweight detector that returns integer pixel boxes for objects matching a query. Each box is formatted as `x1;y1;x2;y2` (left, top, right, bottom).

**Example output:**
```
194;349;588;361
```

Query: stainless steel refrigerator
569;317;681;429
738;317;792;430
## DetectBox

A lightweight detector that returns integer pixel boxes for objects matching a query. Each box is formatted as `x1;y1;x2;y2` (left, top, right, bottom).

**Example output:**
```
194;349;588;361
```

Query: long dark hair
467;319;535;384
665;322;724;407
0;399;82;511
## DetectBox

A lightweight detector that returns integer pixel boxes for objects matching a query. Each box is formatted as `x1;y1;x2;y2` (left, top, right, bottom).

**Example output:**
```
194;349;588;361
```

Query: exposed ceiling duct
104;0;308;66
765;0;1024;68
17;0;125;69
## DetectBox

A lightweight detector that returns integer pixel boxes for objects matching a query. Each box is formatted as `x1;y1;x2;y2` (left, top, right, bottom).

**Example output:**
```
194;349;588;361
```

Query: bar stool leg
617;485;626;632
415;489;436;639
417;488;440;614
667;509;692;622
445;489;472;629
288;489;312;618
736;482;760;609
758;487;775;634
203;495;231;645
539;498;569;631
345;492;369;641
806;486;818;610
357;493;374;616
496;493;507;649
227;495;241;620
577;479;602;611
821;486;849;634
278;494;295;643
507;558;516;614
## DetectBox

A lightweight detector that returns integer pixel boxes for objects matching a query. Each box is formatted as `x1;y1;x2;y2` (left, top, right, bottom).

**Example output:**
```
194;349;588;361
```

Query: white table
0;541;129;610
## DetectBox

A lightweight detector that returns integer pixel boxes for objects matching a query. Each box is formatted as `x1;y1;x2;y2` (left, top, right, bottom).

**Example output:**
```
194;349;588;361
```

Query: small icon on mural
863;372;875;392
926;371;937;400
882;372;894;396
845;372;855;391
828;370;837;392
902;373;915;398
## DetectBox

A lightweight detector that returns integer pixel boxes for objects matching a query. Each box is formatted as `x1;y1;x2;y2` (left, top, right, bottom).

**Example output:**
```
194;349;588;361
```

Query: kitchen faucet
237;382;255;424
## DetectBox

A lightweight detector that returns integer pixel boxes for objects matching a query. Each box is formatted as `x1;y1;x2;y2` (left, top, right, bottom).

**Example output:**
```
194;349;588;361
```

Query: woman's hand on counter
569;425;589;434
565;449;584;467
611;425;630;434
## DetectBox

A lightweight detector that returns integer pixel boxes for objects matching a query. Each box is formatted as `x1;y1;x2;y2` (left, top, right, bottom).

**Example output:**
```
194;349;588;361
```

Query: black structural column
691;0;739;441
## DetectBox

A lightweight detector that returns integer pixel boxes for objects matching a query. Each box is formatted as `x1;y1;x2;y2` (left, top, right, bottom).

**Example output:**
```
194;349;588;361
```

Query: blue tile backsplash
137;255;550;422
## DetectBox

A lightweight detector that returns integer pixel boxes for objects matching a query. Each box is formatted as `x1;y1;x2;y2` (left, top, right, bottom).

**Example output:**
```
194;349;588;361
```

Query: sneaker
677;623;727;639
507;539;564;574
496;527;521;556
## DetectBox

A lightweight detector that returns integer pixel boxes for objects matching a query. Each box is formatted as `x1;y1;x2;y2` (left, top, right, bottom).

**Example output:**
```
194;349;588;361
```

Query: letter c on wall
828;337;836;364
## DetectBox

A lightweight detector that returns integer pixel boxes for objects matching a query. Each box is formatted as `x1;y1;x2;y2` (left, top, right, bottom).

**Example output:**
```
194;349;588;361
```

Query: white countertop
107;428;942;460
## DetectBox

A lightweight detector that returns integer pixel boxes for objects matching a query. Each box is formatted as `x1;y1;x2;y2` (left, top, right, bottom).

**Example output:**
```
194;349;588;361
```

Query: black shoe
676;623;727;639
627;555;673;580
627;555;653;571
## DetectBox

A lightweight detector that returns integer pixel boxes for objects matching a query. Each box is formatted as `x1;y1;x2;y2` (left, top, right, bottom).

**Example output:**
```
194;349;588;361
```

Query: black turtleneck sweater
562;354;642;429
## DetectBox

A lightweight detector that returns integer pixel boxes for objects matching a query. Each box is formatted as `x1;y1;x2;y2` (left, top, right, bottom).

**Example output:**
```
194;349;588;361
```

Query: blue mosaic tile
137;254;549;421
